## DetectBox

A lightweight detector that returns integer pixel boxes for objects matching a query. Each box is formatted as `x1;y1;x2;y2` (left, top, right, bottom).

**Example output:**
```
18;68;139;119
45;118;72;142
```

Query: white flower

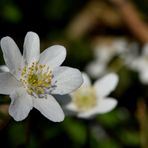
121;42;139;66
95;39;127;63
85;60;106;78
130;44;148;84
0;31;83;122
65;72;118;118
86;38;128;78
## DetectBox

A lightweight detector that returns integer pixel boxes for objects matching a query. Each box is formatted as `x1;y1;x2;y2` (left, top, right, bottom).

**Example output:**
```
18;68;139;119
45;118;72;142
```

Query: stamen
73;87;97;111
20;62;52;97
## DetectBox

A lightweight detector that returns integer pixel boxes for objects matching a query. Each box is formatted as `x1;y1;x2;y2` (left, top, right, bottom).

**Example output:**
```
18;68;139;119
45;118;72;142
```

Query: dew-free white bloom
65;72;118;118
0;31;83;122
86;38;128;78
130;44;148;84
121;42;139;66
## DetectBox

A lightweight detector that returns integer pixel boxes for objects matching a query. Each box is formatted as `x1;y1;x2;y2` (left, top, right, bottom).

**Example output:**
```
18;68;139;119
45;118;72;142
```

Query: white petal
95;97;117;113
94;73;119;98
33;95;64;122
139;70;148;84
51;66;83;95
0;37;24;78
65;102;78;112
9;88;33;121
142;44;148;56
0;72;21;95
95;47;112;63
39;45;66;69
132;58;148;71
81;72;91;87
78;107;99;119
86;61;106;78
23;32;40;65
0;65;9;72
64;102;79;116
78;97;117;118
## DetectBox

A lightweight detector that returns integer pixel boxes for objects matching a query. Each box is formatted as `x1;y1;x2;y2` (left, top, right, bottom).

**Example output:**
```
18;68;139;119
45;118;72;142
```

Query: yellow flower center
73;87;97;111
20;62;52;97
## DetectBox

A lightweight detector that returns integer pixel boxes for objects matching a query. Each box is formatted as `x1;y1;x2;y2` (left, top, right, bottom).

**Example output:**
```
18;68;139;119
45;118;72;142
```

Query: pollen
20;62;52;96
73;87;97;112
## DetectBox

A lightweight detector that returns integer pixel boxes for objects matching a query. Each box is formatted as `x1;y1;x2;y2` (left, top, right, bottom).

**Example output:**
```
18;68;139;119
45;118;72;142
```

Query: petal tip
26;31;38;36
51;45;66;55
1;36;11;45
98;98;118;113
25;31;39;42
107;72;119;86
8;109;26;122
52;114;65;122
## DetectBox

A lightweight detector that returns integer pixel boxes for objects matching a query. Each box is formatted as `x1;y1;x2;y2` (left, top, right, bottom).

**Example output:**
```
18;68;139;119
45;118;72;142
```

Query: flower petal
64;102;79;116
78;97;117;118
86;61;106;78
65;102;78;112
39;45;66;69
0;65;9;72
94;97;117;113
33;95;64;122
0;72;21;95
142;44;148;56
23;32;40;65
81;72;91;87
94;73;119;98
78;107;99;119
139;70;148;84
50;66;83;95
9;88;33;121
0;37;24;78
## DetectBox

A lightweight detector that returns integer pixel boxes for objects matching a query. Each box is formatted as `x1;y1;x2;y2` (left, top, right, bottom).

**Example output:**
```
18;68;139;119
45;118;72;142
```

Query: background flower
65;73;118;118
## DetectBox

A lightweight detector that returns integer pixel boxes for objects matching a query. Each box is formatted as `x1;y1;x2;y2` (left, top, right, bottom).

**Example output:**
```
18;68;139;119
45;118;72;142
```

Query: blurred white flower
85;60;106;78
130;44;148;84
65;72;118;118
121;42;139;66
86;38;128;78
94;38;127;63
0;31;83;122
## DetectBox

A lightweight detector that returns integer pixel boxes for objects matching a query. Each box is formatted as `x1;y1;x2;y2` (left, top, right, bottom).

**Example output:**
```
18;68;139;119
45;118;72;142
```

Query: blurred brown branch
109;0;148;44
136;99;148;148
65;0;148;44
65;0;121;40
0;104;10;130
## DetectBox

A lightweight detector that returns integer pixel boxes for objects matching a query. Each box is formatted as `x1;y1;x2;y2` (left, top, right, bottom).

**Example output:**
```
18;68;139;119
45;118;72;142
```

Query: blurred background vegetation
1;0;148;147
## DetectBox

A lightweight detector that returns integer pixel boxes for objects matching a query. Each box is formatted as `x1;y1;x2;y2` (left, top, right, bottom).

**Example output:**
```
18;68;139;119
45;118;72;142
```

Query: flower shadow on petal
54;94;78;116
54;94;71;106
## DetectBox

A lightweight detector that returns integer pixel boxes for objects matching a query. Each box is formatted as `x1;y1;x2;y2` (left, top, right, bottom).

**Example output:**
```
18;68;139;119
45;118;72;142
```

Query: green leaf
119;130;140;146
8;122;26;147
62;117;87;145
2;3;22;23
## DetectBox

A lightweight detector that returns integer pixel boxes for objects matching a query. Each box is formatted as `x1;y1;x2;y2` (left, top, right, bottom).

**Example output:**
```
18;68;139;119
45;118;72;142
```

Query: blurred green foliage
1;3;22;23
